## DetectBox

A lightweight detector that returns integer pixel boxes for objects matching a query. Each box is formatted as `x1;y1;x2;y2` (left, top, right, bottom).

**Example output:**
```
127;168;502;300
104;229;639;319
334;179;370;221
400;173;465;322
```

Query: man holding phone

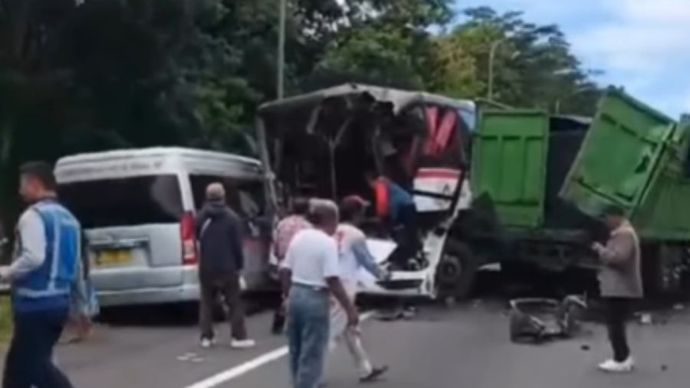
592;205;642;373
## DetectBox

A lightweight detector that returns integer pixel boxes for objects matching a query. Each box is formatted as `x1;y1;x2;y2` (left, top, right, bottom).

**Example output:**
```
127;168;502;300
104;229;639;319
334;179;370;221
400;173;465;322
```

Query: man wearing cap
591;205;642;373
196;183;255;349
330;195;389;383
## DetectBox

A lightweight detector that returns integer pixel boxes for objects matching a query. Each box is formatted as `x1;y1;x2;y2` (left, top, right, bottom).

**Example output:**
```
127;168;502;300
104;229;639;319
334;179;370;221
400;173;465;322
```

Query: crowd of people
278;196;390;388
0;162;644;388
0;160;398;388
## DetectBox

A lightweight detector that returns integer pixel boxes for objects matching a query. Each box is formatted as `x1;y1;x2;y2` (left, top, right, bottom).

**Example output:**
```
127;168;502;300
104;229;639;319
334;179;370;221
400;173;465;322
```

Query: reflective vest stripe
48;210;61;292
14;288;70;297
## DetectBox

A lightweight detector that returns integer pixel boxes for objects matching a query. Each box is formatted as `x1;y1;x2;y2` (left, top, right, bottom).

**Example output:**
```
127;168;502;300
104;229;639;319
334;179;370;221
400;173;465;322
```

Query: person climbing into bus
365;172;420;270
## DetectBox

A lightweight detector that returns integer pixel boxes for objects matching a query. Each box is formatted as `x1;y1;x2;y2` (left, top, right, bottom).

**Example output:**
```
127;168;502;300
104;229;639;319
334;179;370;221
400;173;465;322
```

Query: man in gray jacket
196;183;254;349
591;205;642;373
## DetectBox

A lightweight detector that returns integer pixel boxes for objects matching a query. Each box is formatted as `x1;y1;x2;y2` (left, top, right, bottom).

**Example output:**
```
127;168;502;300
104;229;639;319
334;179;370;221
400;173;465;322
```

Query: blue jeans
287;285;330;388
3;307;73;388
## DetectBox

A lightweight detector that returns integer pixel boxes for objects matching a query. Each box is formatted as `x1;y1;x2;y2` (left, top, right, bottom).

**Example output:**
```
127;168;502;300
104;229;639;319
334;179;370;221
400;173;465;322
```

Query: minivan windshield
58;175;184;228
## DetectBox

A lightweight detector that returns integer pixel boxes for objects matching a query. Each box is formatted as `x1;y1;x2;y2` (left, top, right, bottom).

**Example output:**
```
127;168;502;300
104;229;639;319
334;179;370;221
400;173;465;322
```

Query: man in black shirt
196;183;255;349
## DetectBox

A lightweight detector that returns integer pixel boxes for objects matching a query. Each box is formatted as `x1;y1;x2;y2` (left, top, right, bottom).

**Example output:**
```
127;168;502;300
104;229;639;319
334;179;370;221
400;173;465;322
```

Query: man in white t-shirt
330;195;389;383
280;200;358;388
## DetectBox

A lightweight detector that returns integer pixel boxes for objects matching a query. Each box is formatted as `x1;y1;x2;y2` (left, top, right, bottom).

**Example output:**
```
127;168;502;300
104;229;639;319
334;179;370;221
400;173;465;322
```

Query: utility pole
277;0;287;100
487;39;505;101
555;85;596;114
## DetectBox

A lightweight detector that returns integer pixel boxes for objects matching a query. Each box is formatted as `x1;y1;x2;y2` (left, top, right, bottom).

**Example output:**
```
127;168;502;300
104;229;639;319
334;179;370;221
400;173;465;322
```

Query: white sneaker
598;357;634;373
200;338;215;349
231;338;256;349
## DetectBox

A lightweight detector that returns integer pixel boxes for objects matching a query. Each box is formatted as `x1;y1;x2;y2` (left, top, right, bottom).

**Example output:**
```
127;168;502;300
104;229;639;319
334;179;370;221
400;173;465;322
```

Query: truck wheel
436;241;479;300
643;244;685;296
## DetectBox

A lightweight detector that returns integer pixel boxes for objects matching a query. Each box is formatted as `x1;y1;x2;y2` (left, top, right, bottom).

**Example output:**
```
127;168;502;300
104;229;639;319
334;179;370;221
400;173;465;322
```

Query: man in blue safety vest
1;161;82;388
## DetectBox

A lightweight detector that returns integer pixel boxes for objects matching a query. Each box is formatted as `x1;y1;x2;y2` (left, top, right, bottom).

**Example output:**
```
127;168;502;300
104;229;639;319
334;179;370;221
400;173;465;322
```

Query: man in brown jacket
591;205;643;373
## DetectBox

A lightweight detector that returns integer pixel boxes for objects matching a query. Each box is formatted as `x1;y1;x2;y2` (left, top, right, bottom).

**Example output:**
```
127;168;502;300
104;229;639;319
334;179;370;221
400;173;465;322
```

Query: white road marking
184;311;375;388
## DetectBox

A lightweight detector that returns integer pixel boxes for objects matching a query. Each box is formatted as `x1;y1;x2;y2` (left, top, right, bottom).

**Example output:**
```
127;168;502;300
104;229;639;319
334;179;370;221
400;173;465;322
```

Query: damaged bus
256;84;477;299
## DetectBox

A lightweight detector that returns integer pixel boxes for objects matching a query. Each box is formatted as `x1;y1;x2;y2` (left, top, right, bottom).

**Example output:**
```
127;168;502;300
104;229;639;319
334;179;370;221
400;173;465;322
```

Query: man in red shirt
271;197;312;334
273;198;312;262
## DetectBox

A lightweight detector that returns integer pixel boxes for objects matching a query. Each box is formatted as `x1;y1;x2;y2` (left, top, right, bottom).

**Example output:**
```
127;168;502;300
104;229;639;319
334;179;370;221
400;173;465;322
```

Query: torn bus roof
258;83;475;118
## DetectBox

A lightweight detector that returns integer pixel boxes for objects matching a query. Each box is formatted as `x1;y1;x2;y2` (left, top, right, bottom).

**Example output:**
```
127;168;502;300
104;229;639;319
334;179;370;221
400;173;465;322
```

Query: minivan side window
189;174;264;220
59;175;184;228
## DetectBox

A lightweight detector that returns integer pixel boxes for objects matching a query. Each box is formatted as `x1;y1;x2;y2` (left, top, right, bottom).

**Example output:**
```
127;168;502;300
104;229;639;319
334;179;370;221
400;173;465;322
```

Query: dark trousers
271;295;287;334
3;307;73;388
389;204;421;268
199;271;248;341
605;298;631;362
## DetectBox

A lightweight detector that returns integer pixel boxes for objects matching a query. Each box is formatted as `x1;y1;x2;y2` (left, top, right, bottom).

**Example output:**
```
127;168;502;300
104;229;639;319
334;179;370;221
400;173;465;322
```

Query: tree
424;33;482;99
305;0;454;90
0;1;604;236
445;7;602;115
315;26;425;89
0;0;255;232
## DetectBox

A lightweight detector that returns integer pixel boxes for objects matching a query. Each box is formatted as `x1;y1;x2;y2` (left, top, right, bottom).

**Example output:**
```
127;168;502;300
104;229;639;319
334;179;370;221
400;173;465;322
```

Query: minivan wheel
436;241;478;300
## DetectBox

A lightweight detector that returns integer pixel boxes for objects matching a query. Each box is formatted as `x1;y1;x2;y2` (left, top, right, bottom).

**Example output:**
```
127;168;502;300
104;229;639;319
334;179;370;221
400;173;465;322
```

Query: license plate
95;250;132;267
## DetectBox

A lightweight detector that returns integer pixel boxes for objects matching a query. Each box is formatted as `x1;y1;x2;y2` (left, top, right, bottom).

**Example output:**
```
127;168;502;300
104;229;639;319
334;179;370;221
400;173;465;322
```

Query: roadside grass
0;296;12;346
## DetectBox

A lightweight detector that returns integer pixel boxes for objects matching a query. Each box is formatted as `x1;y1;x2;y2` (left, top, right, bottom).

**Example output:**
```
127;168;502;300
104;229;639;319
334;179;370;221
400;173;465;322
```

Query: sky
456;0;690;118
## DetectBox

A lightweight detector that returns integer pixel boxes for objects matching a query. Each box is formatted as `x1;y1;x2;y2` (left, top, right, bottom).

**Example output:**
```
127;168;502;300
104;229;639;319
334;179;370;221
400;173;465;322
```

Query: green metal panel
472;110;549;228
560;88;676;218
634;124;690;240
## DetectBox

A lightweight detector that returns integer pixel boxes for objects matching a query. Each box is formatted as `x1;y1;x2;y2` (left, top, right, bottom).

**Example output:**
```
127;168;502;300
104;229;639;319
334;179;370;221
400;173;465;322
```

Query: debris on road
177;352;200;362
633;311;670;326
639;313;653;325
376;305;418;322
509;295;587;343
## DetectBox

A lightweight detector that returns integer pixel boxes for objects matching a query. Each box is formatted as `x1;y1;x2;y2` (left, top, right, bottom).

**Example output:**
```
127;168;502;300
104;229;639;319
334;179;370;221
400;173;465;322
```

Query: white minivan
55;147;271;307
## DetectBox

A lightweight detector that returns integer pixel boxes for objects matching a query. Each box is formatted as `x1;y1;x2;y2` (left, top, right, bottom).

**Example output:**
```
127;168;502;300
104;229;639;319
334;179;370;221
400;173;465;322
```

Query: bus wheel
436;241;478;301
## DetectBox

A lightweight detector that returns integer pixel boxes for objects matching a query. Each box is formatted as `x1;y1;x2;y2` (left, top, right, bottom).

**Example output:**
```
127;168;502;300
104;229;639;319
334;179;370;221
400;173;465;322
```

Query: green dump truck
468;87;690;295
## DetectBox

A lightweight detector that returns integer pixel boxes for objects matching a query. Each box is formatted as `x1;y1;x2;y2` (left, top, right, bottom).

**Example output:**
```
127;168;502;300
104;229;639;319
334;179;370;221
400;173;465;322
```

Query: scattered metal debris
177;352;199;362
376;305;418;321
509;295;587;343
639;313;653;325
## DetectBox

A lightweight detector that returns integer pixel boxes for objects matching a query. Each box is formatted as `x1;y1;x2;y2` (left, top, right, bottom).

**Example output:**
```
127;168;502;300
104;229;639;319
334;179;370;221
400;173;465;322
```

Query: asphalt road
41;301;690;388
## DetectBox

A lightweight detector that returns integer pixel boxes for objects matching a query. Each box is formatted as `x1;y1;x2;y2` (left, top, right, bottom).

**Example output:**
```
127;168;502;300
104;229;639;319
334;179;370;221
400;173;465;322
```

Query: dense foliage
0;0;601;232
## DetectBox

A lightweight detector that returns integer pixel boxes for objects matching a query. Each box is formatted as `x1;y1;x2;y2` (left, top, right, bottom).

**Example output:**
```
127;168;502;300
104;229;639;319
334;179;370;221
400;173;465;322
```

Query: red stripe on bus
416;169;461;179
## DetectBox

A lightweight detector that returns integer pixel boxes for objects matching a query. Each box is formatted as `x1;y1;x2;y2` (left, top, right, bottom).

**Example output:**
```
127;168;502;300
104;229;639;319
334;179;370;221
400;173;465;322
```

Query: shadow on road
97;292;279;327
